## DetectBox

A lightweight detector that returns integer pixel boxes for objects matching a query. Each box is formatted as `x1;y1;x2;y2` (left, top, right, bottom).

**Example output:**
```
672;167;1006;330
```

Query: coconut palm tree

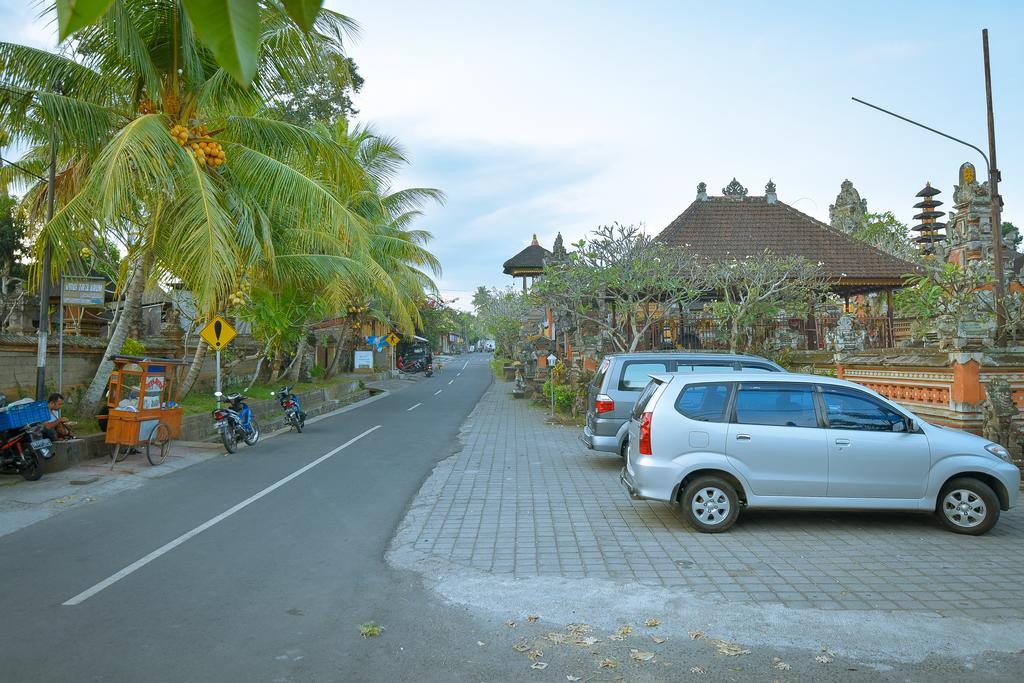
0;1;380;414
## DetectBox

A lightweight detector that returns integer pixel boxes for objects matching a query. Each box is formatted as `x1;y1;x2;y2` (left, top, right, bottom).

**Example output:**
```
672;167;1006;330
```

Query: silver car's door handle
835;438;851;446
735;434;751;441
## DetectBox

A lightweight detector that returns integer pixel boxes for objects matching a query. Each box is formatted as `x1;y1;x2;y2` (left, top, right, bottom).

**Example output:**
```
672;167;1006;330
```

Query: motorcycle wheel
20;452;42;481
243;417;261;445
295;415;303;433
222;427;238;454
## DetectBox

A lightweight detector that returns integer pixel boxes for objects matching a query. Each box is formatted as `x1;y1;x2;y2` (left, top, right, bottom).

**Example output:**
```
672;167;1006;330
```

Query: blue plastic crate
0;401;50;431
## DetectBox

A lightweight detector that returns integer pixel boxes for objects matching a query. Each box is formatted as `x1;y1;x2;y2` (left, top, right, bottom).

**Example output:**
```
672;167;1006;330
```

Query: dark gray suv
580;352;784;458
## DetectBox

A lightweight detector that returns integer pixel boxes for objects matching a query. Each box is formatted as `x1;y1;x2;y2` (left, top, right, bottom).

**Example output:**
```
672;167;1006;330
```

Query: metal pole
983;29;1006;346
35;141;57;400
550;372;555;418
58;276;63;393
215;348;221;396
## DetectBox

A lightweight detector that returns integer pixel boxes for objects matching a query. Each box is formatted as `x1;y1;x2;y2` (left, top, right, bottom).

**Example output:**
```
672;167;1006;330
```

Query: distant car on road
581;352;784;459
620;372;1020;535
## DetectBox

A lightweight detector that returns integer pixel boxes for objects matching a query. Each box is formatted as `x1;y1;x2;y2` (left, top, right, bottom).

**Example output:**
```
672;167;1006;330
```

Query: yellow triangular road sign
385;333;400;347
200;315;237;351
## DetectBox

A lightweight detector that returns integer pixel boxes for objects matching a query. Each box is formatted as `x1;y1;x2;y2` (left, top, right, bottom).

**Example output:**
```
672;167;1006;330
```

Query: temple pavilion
502;234;552;291
658;178;919;302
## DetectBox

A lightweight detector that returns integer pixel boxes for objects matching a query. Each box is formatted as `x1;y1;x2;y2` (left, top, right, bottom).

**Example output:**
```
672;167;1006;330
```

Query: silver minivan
620;372;1020;535
582;353;783;459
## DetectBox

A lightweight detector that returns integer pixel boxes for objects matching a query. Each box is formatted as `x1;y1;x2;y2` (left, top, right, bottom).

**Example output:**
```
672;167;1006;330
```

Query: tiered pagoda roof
502;234;551;277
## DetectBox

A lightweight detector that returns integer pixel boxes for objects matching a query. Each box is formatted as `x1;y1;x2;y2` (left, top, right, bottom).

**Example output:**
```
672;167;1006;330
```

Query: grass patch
490;357;510;378
359;622;384;638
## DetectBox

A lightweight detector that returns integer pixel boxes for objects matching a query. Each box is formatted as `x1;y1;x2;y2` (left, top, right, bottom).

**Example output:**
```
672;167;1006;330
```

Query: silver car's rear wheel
937;478;999;535
681;476;739;533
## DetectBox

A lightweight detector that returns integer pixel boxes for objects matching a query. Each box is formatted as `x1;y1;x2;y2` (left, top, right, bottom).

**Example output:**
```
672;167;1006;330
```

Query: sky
2;1;1022;311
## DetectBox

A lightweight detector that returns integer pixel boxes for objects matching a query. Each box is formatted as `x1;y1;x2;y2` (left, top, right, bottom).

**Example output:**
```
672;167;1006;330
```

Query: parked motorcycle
397;356;433;378
0;393;52;481
212;392;261;453
271;386;306;433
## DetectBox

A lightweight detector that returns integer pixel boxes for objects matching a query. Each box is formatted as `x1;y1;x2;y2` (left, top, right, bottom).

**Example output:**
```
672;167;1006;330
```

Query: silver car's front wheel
681;476;739;533
937;478;999;536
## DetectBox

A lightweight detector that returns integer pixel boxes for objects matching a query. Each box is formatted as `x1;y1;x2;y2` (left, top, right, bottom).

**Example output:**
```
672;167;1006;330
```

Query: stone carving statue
722;178;748;197
829;179;868;234
696;182;708;201
981;377;1019;459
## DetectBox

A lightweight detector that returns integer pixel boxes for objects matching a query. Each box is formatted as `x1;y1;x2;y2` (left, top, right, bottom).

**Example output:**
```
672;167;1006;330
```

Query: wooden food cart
104;355;186;467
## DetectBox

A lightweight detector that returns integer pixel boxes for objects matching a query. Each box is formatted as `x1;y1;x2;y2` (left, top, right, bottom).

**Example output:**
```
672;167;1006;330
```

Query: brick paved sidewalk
400;380;1024;620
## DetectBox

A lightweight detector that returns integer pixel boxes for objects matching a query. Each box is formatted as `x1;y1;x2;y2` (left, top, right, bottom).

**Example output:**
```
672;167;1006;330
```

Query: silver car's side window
822;389;906;432
675;383;732;422
734;383;818;428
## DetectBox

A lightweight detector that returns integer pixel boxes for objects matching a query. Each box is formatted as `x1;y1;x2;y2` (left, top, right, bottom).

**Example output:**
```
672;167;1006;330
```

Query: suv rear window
675;383;732;422
619;361;670;390
631;380;662;419
591;358;611;389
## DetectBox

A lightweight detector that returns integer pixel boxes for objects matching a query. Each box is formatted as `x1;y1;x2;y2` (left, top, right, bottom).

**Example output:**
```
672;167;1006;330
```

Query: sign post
200;315;238;396
58;276;106;393
547;353;557;418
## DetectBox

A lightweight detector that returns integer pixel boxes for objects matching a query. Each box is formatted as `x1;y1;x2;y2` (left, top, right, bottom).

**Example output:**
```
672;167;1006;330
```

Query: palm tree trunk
79;254;147;415
325;331;344;378
178;340;207;398
288;322;313;383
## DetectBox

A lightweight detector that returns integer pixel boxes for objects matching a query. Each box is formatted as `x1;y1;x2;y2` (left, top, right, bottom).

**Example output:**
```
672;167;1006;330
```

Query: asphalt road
0;356;519;681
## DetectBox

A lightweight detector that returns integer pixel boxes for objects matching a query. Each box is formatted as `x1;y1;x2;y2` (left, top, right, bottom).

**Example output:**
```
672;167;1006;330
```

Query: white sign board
354;350;374;370
62;276;106;306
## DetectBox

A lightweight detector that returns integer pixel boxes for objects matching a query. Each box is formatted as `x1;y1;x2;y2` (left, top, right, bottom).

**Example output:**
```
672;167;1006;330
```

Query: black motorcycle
271;386;306;433
0;395;52;481
212;392;261;454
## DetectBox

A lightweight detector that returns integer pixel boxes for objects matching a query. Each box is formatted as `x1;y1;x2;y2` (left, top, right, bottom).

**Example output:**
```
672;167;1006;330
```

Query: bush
541;380;574;413
309;364;325;379
121;338;146;356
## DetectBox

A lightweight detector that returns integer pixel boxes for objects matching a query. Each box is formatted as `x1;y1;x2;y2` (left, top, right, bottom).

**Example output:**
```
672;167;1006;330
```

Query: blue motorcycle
271;386;306;433
212;392;260;453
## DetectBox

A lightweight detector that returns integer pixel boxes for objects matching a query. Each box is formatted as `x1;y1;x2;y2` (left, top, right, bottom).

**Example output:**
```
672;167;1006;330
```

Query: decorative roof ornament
765;179;776;194
829;179;868;234
551;232;567;260
722;178;748;197
911;182;946;254
696;181;708;201
765;179;778;204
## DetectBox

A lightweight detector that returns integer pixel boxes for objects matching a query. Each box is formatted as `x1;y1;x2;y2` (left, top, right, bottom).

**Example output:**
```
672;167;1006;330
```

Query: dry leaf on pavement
506;620;516;628
711;639;751;656
607;634;626;642
617;625;633;636
816;655;833;664
630;649;656;662
690;666;707;674
644;619;661;627
527;649;544;660
527;615;540;622
530;662;548;670
772;657;791;671
566;677;581;682
650;635;666;644
477;641;486;647
688;630;704;640
566;623;593;636
599;658;618;669
512;639;530;653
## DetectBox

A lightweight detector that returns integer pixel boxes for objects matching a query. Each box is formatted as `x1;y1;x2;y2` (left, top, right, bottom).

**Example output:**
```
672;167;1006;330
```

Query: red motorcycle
0;423;52;481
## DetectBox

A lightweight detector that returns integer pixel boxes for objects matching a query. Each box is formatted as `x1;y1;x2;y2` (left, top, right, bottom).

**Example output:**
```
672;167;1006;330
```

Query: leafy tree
895;262;993;339
705;251;826;353
853;211;918;261
534;223;706;353
0;190;27;282
478;287;530;359
273;53;363;126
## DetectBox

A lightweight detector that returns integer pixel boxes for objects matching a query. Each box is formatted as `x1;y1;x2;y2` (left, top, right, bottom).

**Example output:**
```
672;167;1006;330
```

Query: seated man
43;393;75;441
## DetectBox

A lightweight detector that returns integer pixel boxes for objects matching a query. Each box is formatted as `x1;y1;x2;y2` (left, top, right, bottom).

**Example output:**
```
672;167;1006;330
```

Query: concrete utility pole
983;29;1006;346
35;138;57;400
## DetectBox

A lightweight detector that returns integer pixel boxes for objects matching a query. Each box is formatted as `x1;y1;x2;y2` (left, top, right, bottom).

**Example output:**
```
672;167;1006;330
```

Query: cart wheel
147;423;172;466
110;444;130;463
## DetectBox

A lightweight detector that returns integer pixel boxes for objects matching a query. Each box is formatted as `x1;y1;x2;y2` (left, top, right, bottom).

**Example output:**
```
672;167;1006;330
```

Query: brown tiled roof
658;196;921;286
502;235;551;275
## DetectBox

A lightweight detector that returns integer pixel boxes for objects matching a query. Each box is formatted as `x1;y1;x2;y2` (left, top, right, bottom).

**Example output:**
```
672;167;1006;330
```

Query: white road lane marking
434;390;443;395
63;426;382;606
457;372;462;377
462;361;469;370
407;403;422;411
448;380;454;385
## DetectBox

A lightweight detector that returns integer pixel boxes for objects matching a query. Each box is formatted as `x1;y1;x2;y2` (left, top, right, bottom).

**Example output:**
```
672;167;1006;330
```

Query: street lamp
547;353;557;418
851;30;1006;345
